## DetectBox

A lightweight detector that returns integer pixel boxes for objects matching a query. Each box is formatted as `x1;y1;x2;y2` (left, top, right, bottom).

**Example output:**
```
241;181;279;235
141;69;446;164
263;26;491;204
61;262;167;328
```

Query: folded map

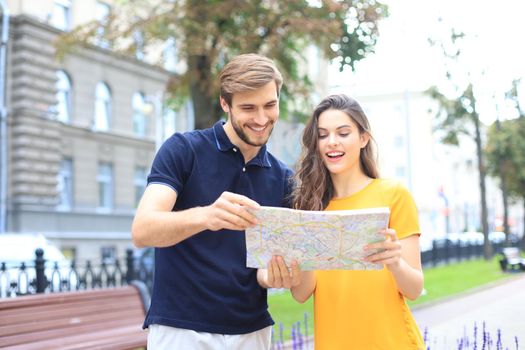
245;206;390;270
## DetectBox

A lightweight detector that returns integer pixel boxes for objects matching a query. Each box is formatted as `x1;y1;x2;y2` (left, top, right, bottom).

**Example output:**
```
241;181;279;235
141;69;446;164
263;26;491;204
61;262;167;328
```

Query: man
132;54;295;350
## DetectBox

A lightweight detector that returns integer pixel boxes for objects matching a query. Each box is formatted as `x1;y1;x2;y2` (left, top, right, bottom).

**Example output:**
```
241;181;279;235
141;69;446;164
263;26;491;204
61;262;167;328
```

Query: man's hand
204;191;260;231
258;256;302;289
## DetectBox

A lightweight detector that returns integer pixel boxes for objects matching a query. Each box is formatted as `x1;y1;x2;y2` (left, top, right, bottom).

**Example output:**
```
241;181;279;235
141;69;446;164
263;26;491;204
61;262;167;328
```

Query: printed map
246;206;390;270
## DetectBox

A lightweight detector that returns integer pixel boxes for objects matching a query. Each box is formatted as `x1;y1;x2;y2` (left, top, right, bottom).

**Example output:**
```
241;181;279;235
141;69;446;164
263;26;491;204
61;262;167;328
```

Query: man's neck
222;121;261;163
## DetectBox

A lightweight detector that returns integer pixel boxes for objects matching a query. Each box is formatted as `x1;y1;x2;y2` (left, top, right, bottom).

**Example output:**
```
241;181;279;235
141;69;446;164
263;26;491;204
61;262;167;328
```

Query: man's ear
219;96;230;113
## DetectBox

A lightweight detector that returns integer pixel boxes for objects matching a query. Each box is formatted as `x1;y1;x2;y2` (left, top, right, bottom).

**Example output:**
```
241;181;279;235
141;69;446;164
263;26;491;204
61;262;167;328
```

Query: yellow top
314;178;424;350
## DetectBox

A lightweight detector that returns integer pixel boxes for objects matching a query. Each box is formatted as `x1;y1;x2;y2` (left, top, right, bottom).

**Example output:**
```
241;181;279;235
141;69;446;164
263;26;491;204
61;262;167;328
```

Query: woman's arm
364;231;423;300
290;271;316;303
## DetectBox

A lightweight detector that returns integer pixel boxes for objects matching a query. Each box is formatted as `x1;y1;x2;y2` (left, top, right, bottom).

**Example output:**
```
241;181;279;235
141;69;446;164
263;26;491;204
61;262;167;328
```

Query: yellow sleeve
389;182;420;239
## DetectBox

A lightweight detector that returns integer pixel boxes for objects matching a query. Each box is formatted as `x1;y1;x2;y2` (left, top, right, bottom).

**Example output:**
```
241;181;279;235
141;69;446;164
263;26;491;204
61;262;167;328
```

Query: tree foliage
57;0;388;129
486;117;525;199
426;30;492;259
486;80;525;243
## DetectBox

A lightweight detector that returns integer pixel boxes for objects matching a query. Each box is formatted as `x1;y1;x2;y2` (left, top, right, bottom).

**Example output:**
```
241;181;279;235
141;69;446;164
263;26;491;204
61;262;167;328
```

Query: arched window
132;92;147;136
56;70;72;123
94;82;111;130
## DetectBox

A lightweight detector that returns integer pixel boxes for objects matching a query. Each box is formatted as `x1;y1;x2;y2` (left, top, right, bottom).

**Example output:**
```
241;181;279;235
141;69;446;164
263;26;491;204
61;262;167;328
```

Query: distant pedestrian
271;94;425;349
132;54;294;350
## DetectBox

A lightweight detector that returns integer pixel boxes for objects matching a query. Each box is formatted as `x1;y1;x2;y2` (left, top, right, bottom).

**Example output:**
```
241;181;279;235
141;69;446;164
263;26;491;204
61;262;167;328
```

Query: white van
0;234;72;297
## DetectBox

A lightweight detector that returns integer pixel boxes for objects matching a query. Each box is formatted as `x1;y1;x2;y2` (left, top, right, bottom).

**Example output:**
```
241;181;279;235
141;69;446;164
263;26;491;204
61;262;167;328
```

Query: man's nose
254;109;269;125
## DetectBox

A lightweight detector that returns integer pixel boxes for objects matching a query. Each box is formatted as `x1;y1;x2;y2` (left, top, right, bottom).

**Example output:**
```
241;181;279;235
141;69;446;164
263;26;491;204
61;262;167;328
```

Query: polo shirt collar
212;121;272;168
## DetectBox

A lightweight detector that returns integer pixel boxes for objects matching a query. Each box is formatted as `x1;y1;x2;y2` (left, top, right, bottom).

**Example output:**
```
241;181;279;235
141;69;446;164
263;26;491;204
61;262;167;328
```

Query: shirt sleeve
147;133;194;194
389;182;421;239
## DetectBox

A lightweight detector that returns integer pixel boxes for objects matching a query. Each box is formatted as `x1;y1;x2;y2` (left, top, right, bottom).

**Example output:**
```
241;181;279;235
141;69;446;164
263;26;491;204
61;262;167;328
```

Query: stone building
2;0;192;261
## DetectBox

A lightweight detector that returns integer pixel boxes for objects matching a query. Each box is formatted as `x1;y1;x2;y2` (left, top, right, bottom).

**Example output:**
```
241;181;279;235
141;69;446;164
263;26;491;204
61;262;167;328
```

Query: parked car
0;234;73;297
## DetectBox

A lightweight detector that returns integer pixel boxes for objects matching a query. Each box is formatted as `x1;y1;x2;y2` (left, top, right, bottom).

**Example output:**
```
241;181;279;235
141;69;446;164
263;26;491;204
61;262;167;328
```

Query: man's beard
230;111;274;147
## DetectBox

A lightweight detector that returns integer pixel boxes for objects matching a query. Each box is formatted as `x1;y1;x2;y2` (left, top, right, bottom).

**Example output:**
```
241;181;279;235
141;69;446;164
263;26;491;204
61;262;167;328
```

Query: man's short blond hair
219;54;283;106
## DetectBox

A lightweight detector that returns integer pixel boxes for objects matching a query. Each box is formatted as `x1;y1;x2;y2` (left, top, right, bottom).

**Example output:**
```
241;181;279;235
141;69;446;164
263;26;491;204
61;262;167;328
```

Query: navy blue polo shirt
143;121;293;334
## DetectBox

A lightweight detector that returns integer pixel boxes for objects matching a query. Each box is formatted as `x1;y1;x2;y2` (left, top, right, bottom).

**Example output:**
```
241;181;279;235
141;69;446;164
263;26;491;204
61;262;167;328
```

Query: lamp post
0;0;10;233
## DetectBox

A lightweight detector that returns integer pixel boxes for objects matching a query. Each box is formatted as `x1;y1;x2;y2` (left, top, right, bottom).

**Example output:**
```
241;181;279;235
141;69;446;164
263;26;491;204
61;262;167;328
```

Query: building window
94;82;111;131
163;108;177;141
51;0;72;31
95;2;111;48
101;246;116;263
395;166;406;178
132;92;147;137
97;162;113;210
134;167;147;207
184;100;195;131
394;135;404;148
133;29;144;60
57;158;73;210
56;70;72;123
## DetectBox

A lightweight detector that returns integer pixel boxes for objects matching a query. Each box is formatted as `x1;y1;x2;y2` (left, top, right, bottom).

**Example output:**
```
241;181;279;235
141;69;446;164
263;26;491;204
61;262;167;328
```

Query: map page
245;206;390;270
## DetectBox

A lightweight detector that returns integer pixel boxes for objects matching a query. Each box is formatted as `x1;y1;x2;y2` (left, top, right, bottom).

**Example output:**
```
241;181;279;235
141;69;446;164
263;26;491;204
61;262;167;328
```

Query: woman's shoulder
374;178;407;192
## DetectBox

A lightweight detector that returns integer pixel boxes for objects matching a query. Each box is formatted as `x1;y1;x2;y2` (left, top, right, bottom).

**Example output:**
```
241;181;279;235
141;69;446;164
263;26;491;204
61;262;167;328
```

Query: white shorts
147;324;273;350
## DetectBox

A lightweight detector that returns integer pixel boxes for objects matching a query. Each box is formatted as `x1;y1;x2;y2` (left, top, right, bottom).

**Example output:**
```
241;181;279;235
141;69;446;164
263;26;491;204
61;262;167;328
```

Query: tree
485;111;514;246
57;0;388;129
494;80;525;249
427;30;492;259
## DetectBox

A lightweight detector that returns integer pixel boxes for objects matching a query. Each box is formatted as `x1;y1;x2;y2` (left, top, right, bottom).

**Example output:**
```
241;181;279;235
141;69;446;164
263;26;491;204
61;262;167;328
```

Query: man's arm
132;184;260;248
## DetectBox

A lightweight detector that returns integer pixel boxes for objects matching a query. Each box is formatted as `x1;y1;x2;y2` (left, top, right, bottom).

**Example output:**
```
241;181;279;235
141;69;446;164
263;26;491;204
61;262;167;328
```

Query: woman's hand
362;229;403;271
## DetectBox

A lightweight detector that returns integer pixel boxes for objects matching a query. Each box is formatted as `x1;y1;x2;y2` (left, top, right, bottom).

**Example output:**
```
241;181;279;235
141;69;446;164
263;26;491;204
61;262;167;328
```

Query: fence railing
1;238;523;299
0;248;153;298
421;238;523;267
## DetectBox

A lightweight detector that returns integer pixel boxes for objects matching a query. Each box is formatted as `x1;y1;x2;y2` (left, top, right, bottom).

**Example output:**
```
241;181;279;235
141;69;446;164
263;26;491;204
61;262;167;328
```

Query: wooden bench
0;282;149;350
499;247;525;272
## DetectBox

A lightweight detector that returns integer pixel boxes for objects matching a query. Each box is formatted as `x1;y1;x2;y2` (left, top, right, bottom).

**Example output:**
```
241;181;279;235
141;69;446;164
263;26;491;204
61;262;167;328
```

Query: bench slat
0;294;143;325
0;285;148;350
0;307;143;337
3;325;147;350
0;287;141;311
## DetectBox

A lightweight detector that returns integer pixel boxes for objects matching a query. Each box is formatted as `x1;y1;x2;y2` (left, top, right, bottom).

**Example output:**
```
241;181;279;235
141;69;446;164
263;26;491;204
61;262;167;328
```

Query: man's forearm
132;206;209;248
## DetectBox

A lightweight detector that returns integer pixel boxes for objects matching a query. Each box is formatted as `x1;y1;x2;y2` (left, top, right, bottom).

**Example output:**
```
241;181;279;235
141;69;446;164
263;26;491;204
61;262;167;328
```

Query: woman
287;94;424;349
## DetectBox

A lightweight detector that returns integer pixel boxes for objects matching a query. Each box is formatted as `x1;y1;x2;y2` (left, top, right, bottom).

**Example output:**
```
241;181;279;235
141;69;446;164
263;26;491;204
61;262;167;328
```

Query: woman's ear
360;132;370;149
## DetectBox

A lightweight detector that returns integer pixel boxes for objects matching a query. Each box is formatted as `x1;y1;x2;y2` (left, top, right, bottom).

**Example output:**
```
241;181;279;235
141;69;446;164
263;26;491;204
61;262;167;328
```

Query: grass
268;290;314;342
268;257;515;342
408;257;514;306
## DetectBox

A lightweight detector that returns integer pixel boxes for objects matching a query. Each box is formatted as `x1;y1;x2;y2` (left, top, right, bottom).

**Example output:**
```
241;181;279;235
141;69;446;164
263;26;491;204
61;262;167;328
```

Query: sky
328;0;525;123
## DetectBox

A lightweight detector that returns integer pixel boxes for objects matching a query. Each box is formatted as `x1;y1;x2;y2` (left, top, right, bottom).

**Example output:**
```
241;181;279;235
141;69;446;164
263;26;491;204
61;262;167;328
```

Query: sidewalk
412;274;525;349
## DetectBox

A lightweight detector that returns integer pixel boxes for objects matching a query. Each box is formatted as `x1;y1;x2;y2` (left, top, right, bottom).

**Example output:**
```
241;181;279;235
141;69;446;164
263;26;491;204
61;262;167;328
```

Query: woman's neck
331;169;372;199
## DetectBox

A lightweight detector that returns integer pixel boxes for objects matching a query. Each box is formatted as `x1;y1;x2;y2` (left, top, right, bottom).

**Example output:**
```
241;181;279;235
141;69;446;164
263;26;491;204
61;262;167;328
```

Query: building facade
2;0;192;261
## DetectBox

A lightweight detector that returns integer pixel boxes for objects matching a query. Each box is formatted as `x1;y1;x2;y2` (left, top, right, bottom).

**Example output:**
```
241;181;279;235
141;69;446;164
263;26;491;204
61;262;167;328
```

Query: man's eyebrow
236;99;278;107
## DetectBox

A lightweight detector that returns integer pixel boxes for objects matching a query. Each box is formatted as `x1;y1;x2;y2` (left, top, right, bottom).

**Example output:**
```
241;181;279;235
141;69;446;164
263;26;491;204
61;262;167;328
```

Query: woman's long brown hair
292;94;379;211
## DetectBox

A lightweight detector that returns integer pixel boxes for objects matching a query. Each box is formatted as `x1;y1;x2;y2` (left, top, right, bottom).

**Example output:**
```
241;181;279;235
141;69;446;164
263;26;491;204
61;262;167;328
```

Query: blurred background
0;0;523;264
0;0;524;347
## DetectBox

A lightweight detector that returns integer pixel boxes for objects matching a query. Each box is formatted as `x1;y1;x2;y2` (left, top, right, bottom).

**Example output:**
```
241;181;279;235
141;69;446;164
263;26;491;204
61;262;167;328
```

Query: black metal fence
0;248;154;298
421;238;524;267
1;239;524;298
